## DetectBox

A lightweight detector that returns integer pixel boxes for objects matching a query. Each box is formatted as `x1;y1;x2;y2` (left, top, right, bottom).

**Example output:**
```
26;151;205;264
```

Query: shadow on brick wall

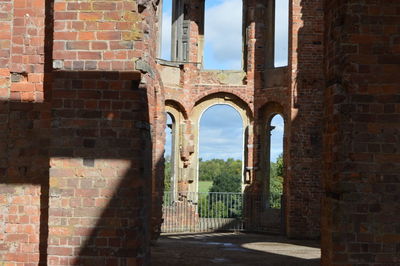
285;0;324;239
51;70;153;265
1;0;158;263
243;0;324;239
0;70;154;265
0;100;51;265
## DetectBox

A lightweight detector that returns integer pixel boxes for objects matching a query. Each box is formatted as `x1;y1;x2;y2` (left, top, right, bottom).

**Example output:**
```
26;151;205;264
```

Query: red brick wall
1;0;398;264
0;0;164;264
49;71;151;265
285;0;325;239
0;0;50;264
323;0;400;264
49;0;163;264
160;0;324;239
53;0;142;71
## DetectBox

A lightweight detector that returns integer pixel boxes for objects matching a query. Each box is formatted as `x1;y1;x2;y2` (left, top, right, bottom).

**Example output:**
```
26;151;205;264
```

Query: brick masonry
0;0;164;264
0;0;398;265
159;0;323;239
322;0;400;264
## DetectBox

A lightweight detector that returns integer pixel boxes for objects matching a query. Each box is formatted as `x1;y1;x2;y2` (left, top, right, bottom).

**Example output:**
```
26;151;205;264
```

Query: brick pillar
48;0;159;264
323;0;400;264
0;0;50;264
286;0;324;238
49;71;151;265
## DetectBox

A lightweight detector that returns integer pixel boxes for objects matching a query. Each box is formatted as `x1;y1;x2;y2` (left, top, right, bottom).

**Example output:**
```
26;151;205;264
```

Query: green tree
198;158;225;181
209;158;242;193
164;155;172;191
197;158;243;218
269;153;283;208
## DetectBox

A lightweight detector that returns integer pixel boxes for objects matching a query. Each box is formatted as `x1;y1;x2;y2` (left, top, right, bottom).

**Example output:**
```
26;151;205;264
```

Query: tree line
164;155;283;209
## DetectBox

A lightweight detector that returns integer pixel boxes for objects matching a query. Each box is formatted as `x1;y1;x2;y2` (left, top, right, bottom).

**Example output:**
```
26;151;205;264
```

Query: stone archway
189;93;253;194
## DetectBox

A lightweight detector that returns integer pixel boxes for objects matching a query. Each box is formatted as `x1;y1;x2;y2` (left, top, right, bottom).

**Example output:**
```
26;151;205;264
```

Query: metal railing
161;191;284;234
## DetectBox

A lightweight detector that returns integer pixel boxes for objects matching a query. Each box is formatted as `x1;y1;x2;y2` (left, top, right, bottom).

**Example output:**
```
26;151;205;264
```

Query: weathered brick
0;0;398;265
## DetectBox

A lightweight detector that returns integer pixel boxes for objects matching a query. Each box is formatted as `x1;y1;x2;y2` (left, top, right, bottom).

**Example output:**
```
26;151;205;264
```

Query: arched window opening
164;113;175;193
198;104;243;193
268;114;284;208
197;104;244;224
274;0;289;67
204;0;243;70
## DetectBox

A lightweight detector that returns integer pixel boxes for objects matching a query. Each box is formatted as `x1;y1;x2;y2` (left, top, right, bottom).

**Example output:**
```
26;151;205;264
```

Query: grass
199;181;213;193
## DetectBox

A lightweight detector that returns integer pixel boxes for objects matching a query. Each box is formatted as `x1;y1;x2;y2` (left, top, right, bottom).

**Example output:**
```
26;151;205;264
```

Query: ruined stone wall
323;0;400;264
159;0;323;239
1;0;399;265
0;0;164;264
284;0;325;239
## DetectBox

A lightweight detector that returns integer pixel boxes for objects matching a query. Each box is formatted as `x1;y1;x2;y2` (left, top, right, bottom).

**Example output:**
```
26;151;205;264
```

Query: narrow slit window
160;0;173;60
164;113;175;192
268;114;284;208
274;0;289;67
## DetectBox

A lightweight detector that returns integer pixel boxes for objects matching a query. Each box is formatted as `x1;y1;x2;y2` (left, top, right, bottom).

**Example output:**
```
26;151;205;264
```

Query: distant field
199;181;212;193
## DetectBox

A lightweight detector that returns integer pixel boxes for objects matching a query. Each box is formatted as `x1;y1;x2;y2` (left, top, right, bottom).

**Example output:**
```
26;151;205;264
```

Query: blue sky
161;0;289;68
166;106;284;162
199;105;243;160
163;0;288;163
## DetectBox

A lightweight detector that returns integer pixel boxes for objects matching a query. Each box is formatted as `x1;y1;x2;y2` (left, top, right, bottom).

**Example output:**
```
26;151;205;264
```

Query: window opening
160;0;173;60
268;114;284;208
198;104;243;222
204;0;243;70
199;104;243;193
164;113;175;193
274;0;289;67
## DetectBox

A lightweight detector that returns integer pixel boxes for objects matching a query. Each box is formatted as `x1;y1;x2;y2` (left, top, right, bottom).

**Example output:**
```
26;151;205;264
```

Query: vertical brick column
0;0;50;265
323;0;400;264
10;0;47;101
286;0;324;238
0;0;12;99
49;0;159;264
49;71;150;265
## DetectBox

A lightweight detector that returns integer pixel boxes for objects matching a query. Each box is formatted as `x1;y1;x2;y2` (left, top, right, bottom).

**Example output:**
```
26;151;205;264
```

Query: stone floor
151;232;321;266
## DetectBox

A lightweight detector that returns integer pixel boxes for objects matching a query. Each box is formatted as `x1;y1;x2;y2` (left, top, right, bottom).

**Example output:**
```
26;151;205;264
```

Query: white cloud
204;0;243;69
199;105;243;160
200;105;242;128
162;0;288;68
199;126;243;160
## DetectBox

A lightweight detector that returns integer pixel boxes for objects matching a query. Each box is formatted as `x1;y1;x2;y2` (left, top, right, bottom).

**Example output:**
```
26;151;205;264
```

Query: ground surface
151;232;321;266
